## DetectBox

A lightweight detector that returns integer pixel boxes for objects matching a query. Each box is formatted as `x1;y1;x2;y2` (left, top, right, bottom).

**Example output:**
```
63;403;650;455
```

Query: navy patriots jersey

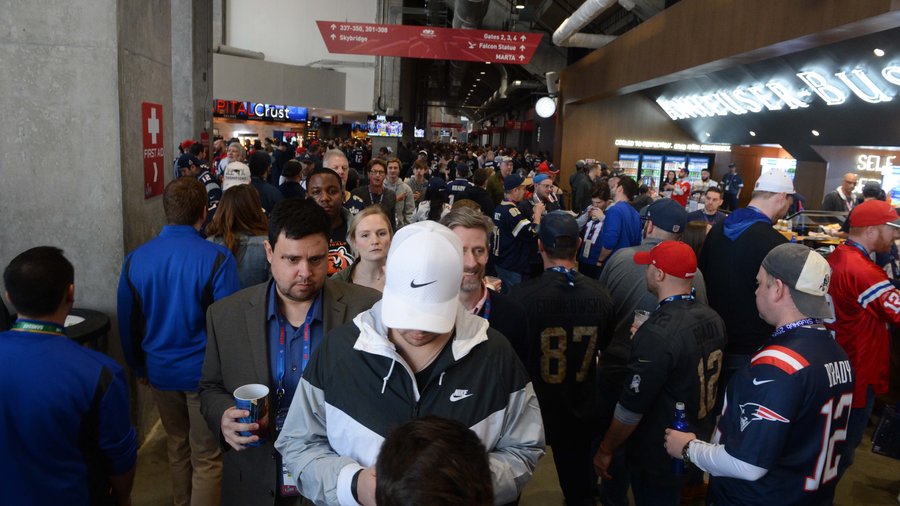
492;201;536;274
447;178;473;204
709;326;853;505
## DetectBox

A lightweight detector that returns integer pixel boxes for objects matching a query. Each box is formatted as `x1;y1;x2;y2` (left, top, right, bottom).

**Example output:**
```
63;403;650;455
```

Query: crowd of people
2;134;898;506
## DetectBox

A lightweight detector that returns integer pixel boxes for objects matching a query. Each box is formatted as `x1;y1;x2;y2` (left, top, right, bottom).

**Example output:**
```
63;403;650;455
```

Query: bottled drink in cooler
672;402;688;475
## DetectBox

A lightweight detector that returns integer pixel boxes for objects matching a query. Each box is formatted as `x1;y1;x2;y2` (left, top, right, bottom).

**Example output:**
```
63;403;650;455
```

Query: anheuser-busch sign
657;63;900;120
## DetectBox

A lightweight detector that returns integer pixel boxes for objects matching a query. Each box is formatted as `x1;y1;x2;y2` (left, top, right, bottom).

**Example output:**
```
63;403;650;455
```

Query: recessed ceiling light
875;48;885;57
749;131;756;136
480;71;485;75
515;3;525;9
476;78;481;81
485;62;491;65
705;132;711;137
812;129;820;136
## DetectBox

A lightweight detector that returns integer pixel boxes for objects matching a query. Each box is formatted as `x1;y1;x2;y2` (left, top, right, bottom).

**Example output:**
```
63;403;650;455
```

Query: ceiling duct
552;0;619;48
449;0;490;100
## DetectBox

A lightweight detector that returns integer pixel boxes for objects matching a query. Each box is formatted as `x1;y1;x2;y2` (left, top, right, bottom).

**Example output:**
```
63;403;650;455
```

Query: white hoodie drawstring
438;371;445;386
381;359;396;394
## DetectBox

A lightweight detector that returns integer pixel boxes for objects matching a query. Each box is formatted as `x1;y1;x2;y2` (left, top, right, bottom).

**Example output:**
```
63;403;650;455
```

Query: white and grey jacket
274;302;545;505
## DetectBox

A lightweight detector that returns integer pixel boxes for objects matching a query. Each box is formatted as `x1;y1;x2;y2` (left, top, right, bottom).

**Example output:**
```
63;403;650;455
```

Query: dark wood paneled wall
557;93;696;191
562;0;900;104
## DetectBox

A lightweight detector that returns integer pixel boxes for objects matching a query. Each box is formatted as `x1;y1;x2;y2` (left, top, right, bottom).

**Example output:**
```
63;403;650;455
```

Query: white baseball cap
381;221;463;334
754;169;794;194
222;161;251;191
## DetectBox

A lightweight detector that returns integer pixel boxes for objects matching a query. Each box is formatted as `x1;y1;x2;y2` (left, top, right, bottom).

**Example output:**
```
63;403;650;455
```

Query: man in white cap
698;168;793;408
275;221;545;506
665;243;852;506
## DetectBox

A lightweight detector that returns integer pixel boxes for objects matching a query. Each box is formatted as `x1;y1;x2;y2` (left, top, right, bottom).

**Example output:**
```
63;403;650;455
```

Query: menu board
760;157;797;180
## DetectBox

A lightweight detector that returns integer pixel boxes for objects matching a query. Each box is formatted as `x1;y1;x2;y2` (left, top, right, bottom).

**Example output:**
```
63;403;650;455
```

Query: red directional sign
316;21;541;64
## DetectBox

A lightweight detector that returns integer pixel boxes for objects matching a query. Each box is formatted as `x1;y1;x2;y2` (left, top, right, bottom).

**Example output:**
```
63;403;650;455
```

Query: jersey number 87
540;326;598;384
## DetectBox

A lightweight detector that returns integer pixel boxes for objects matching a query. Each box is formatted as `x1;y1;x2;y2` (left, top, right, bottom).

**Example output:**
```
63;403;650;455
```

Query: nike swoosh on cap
410;280;437;288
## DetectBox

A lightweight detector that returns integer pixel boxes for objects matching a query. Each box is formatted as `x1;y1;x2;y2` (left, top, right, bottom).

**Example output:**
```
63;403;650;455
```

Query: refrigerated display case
618;153;640;180
687;155;712;185
641;155;664;191
663;155;686;180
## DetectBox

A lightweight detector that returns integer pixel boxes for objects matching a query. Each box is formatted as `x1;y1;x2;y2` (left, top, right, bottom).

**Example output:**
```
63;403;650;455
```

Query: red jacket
826;243;900;407
672;180;691;208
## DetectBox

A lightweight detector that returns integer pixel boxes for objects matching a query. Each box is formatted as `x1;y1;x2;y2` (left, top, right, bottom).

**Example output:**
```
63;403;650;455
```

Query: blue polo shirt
266;281;324;404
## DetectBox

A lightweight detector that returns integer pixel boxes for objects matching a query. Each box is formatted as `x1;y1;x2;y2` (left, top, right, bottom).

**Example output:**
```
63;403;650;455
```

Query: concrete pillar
1;0;186;437
0;1;125;316
171;0;214;152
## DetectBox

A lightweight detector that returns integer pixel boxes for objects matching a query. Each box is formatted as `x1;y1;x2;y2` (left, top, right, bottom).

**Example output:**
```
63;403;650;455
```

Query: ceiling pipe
449;0;490;100
552;0;619;49
473;78;544;121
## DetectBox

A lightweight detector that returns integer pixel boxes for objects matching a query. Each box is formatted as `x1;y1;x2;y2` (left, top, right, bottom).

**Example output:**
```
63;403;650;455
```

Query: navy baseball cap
427;177;447;192
175;153;202;169
504;174;532;191
539;211;580;249
645;198;688;233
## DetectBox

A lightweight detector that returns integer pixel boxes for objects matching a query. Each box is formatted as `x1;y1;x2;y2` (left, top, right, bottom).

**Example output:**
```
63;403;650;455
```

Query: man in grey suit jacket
199;199;380;506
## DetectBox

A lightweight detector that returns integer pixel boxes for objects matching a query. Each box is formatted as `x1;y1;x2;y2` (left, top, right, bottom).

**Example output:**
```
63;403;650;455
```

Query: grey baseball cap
761;243;834;320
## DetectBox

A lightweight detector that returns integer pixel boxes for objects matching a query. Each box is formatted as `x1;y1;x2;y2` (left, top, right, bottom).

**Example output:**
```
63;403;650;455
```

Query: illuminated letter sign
657;61;896;120
213;100;308;123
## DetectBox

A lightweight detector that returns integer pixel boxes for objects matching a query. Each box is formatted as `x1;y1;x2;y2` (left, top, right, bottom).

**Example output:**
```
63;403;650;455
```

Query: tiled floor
134;422;900;505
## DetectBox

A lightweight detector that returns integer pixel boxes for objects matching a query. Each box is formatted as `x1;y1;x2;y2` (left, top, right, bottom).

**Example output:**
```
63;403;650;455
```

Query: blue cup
234;383;269;446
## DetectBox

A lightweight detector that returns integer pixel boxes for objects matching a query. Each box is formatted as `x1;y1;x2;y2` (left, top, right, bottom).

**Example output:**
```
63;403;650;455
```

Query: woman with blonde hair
205;185;270;288
331;206;393;292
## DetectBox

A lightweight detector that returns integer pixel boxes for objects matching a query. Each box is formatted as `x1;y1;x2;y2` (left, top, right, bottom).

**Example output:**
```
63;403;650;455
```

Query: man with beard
200;199;380;505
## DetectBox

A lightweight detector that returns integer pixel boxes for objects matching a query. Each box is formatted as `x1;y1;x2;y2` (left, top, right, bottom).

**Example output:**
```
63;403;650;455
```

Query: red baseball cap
633;240;697;279
180;139;195;150
849;199;900;228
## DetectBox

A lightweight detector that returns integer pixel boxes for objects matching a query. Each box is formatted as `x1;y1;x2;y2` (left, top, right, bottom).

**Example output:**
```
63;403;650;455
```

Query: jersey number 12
804;393;852;491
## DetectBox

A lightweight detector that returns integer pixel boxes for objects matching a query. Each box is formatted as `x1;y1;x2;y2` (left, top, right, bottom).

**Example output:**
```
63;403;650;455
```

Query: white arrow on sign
153;161;159;183
330;33;336;40
330;23;336;30
518;54;525;61
520;35;526;41
519;44;525;51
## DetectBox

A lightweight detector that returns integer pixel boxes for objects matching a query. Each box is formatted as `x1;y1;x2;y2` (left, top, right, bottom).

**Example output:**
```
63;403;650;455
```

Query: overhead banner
316;21;541;64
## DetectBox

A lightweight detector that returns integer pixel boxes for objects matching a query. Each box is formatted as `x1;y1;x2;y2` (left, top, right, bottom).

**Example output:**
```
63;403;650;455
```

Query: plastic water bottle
672;402;688;475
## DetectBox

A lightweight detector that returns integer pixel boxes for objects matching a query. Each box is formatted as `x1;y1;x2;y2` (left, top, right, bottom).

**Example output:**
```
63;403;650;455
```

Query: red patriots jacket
826;243;900;408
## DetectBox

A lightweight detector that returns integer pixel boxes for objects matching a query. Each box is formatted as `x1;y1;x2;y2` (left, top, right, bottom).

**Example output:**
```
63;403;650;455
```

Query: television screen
760;157;797;180
367;114;403;137
414;128;425;138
